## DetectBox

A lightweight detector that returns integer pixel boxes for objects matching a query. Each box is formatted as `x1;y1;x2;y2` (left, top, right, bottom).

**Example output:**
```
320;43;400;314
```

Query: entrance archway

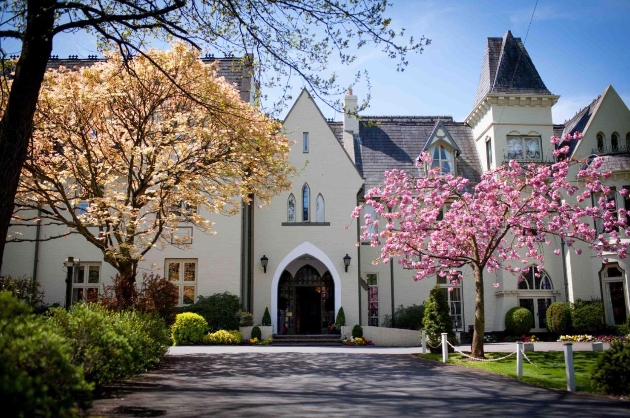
271;242;342;334
278;266;335;335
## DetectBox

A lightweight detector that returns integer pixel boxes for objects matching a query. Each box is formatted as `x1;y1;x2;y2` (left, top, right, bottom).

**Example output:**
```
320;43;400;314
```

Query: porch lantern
260;255;269;273
343;254;351;272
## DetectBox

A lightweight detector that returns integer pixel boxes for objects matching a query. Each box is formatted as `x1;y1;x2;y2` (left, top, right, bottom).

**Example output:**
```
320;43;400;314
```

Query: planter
523;342;534;352
592;342;604;352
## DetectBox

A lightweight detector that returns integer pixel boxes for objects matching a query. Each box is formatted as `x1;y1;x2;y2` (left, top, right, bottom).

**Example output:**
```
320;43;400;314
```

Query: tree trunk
0;0;55;272
113;261;139;310
471;265;485;358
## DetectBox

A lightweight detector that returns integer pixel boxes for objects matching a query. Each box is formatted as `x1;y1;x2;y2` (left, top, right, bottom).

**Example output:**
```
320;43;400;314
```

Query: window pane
168;262;180;281
302;185;309;221
507;138;523;160
72;288;84;303
537;298;551;329
524;137;541;159
74;265;85;283
86;287;99;302
184;263;196;281
288;195;296;222
183;286;195;305
366;274;377;286
316;195;324;222
88;266;100;283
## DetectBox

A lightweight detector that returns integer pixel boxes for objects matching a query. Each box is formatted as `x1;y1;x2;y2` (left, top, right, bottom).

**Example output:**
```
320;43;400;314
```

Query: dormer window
429;145;455;175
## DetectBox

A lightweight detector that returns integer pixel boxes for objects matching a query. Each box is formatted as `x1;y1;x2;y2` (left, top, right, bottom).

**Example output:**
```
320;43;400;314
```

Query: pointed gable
420;120;462;157
474;30;551;106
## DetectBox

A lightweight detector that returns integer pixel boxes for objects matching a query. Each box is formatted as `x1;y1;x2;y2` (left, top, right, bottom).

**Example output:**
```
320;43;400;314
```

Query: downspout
240;202;247;308
247;195;254;312
390;257;395;328
561;238;569;302
356;192;362;326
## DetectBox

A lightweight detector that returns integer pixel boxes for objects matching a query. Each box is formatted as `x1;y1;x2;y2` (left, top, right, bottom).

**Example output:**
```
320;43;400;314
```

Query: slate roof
329;117;482;191
556;95;602;157
474;30;552;107
592;155;630;173
44;56;252;100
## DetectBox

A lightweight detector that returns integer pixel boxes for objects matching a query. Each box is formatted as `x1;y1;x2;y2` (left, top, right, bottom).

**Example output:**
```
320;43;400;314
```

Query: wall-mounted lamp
343;254;351;272
260;255;269;273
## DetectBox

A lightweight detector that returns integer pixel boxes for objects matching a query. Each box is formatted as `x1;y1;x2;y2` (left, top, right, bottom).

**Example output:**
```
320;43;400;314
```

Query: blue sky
3;0;629;124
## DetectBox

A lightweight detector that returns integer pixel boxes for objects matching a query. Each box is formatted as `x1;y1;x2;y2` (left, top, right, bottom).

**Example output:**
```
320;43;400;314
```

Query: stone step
273;334;342;346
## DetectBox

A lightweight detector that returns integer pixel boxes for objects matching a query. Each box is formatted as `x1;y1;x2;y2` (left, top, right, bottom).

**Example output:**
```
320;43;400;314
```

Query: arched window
316;194;325;222
612;132;619;152
517;265;554;331
518;265;553;289
597;132;605;152
287;194;296;222
429;145;455;174
302;184;310;222
600;264;628;326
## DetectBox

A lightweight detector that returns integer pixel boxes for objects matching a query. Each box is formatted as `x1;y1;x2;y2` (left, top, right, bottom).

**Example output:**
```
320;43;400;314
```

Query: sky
3;0;629;124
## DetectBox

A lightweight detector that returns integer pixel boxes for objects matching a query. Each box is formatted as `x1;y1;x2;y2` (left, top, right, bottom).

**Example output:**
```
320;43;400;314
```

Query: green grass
418;351;604;393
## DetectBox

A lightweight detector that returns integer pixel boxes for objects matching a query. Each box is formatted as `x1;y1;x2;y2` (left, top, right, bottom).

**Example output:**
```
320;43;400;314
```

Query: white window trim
166;258;198;306
366;273;379;326
72;262;101;303
506;135;542;161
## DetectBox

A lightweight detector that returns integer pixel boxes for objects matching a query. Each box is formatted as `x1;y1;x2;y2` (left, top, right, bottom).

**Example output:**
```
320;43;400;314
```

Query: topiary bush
546;302;571;335
204;330;243;345
504;307;534;336
171;312;208;346
591;340;630;396
571;298;604;334
335;306;346;327
383;304;425;330
422;286;456;351
0;292;93;417
352;324;363;338
251;325;262;340
262;307;272;326
181;292;240;332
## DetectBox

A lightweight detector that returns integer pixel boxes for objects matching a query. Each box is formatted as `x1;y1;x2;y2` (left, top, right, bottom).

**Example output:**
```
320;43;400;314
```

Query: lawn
418;351;604;394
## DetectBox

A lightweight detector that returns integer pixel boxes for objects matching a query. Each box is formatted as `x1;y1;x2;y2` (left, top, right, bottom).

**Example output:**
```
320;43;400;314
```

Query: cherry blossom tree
12;44;294;306
353;134;629;358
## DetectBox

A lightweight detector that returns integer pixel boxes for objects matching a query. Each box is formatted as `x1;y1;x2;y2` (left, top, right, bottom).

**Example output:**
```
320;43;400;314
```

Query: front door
605;281;628;325
296;287;321;334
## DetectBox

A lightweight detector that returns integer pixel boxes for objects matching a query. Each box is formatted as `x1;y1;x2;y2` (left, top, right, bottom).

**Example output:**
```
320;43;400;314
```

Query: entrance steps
273;334;342;346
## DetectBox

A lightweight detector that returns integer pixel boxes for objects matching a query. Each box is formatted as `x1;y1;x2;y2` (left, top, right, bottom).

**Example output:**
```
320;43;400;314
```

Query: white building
3;30;629;335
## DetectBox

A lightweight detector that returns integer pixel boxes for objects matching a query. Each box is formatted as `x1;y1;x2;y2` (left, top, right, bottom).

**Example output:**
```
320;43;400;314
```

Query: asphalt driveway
89;348;629;417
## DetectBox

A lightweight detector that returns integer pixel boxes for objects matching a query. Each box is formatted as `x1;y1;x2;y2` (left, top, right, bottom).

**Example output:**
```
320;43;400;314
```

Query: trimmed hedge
423;285;456;348
591;341;630;396
383;304;425;330
352;324;363;338
251;325;262;340
546;302;571;335
262;307;272;326
181;292;240;332
171;312;208;346
505;307;533;336
335;306;346;327
204;330;243;345
571;299;604;334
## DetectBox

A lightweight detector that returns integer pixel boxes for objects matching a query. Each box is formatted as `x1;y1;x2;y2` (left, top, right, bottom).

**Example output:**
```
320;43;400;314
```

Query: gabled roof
474;30;552;106
420;119;462;156
329;116;482;191
556;95;602;157
44;55;252;100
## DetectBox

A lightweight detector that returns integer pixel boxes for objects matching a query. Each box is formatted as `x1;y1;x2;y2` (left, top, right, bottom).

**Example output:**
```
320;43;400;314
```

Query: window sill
282;222;330;226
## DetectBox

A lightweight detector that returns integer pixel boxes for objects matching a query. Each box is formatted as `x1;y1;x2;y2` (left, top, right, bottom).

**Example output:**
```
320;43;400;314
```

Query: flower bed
248;337;273;345
341;336;375;346
557;334;629;343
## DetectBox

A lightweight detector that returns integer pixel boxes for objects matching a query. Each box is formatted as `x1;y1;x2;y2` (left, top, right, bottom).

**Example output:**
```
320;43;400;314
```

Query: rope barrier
446;340;517;362
520;349;562;369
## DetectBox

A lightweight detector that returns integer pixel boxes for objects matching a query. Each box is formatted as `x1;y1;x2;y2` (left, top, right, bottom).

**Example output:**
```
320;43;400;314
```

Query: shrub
591;340;630;396
204;330;243;345
48;303;135;387
181;292;240;332
0;292;92;417
352;324;363;338
0;275;45;308
335;306;346;327
504;307;533;336
171;312;208;346
383;304;425;330
546;302;571;335
422;286;456;349
237;310;253;327
100;273;178;325
262;307;272;326
571;298;604;334
251;325;262;340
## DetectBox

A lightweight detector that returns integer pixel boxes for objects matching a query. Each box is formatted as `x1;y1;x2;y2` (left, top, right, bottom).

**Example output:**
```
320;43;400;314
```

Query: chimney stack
343;89;358;163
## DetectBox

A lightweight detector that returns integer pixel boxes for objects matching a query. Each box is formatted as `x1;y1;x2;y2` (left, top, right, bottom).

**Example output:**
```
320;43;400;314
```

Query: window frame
366;273;379;326
485;137;493;169
427;144;456;175
316;194;325;222
72;262;101;303
437;271;463;329
287;193;296;222
593;186;618;234
506;135;542;161
302;183;310;222
166;258;198;306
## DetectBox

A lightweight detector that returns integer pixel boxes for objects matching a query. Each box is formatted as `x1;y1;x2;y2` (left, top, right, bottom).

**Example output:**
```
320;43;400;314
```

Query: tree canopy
354;134;629;358
12;44;294;302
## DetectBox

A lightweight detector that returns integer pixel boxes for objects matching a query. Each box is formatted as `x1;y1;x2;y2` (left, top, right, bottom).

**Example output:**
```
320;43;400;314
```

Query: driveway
89;347;629;417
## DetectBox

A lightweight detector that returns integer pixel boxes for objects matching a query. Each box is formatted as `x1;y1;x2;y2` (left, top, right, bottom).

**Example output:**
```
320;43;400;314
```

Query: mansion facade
3;30;630;335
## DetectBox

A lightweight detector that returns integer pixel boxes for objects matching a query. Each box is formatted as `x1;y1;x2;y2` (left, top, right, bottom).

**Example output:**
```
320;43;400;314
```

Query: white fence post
516;342;523;378
563;343;576;392
421;329;426;355
441;332;448;363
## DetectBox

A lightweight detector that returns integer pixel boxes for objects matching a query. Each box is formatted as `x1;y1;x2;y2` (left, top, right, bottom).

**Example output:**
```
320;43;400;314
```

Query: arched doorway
277;265;335;335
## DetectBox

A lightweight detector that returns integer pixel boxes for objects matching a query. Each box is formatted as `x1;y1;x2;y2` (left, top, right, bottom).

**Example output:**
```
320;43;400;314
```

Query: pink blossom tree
353;134;628;358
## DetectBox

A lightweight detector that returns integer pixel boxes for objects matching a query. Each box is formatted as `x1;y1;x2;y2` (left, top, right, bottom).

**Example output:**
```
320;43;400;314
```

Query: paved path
89;346;628;417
